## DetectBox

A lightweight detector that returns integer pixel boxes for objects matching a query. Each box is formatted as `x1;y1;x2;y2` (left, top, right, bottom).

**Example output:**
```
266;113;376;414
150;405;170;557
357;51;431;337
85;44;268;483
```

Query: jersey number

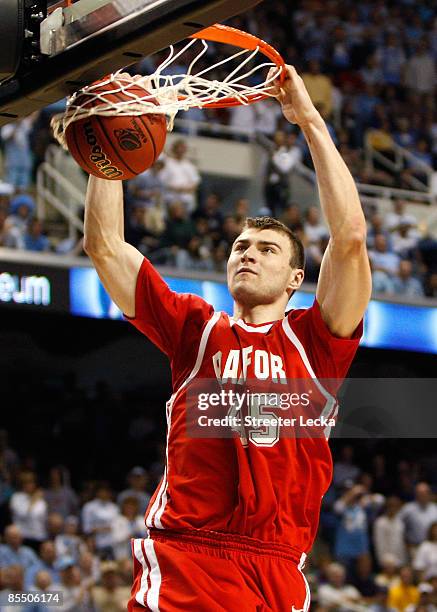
227;395;280;448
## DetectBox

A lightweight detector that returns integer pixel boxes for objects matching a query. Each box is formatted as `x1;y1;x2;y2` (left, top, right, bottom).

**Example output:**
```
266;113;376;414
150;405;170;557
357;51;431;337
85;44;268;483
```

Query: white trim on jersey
228;316;275;334
146;399;170;529
133;538;161;611
146;311;221;530
281;317;337;439
147;399;171;529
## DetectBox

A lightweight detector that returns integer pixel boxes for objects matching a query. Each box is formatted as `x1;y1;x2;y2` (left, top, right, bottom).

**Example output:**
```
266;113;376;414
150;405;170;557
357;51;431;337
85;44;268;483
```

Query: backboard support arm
0;0;264;126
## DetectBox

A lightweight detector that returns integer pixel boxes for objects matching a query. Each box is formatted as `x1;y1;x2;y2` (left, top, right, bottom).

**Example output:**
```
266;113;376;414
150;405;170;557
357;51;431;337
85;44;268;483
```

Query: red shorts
128;529;310;612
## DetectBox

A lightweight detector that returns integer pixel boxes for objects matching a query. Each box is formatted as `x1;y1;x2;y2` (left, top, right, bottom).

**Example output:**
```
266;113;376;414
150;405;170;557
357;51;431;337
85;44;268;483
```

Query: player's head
227;216;305;309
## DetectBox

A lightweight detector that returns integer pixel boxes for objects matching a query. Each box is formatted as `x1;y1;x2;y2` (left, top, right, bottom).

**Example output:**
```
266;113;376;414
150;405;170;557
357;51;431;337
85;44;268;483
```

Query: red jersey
127;258;362;554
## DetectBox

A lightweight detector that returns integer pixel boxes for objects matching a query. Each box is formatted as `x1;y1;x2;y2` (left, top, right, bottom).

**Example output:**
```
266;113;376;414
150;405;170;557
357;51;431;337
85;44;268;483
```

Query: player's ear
286;268;304;296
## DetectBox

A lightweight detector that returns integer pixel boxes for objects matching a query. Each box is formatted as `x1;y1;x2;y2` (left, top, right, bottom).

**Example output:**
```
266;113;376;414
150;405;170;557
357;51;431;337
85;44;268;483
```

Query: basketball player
84;66;371;611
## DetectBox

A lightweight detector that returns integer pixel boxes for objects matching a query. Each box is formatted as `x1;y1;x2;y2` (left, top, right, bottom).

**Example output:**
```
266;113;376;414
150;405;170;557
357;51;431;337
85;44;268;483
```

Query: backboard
0;0;264;126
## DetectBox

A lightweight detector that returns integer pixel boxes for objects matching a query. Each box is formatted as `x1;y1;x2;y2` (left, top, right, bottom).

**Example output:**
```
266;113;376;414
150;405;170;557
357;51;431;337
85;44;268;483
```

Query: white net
51;34;283;148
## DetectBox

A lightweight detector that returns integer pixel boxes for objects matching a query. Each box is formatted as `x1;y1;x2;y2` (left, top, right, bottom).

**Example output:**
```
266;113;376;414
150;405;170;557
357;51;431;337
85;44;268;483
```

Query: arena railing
295;161;435;204
173;117;257;141
35;121;259;238
364;138;433;193
34;122;437;242
36;156;85;239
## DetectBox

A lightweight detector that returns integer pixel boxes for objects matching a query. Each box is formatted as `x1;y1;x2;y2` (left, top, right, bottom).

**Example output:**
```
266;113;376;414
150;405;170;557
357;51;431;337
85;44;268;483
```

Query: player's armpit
316;238;371;338
124;257;214;360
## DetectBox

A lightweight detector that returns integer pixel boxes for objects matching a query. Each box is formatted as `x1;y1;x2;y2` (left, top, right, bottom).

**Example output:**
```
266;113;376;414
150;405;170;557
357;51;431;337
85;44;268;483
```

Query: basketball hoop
51;24;286;147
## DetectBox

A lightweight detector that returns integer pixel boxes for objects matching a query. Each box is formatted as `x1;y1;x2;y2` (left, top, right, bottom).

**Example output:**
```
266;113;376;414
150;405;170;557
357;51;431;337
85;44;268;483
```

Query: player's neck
232;302;285;325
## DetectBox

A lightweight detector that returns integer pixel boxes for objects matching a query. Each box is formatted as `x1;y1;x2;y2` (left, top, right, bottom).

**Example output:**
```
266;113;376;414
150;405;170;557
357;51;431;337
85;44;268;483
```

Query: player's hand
118;72;144;83
268;65;321;129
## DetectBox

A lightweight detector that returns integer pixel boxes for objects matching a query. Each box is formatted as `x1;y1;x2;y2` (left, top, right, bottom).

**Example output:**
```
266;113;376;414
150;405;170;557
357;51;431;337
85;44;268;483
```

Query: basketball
65;80;167;180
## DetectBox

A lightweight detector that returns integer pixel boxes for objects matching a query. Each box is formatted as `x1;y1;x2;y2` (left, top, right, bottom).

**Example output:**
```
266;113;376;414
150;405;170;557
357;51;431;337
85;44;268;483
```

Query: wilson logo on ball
83;121;122;179
114;128;143;151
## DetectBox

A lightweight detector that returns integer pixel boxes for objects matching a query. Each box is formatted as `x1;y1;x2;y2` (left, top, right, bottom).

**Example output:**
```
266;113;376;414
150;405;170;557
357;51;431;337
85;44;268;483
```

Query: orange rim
48;0;73;14
187;24;286;108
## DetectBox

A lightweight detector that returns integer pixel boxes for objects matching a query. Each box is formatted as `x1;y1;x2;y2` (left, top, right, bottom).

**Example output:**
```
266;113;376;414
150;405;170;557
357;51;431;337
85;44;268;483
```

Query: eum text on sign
0;272;51;306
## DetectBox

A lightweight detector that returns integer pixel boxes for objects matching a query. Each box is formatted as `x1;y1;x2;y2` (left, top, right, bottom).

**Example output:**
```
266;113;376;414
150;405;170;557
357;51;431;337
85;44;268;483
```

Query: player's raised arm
83;175;213;360
83;175;143;317
273;65;371;338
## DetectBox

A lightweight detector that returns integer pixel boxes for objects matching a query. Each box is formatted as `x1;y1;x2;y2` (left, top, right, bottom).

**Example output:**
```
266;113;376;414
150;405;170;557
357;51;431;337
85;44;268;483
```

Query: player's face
227;228;301;306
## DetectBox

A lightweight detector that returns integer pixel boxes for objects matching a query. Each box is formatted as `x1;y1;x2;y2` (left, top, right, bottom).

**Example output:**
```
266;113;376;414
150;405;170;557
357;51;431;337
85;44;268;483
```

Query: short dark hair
242;216;305;269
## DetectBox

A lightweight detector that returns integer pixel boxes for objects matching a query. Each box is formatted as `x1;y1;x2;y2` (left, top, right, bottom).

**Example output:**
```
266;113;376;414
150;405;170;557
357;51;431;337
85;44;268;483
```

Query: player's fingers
266;67;281;96
267;66;282;83
283;65;303;88
266;66;275;79
284;64;298;77
118;72;143;82
277;88;287;104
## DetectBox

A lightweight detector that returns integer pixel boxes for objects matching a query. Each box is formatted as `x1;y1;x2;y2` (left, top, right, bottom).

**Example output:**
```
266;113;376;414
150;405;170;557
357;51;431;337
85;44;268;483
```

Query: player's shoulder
285;300;320;328
180;292;216;322
286;306;311;323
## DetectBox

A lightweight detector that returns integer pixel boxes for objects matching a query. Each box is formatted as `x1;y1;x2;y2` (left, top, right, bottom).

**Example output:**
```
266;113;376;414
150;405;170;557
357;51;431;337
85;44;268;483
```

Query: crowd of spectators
0;432;156;611
0;194;50;253
310;445;437;611
231;0;437;187
132;0;437;185
123;152;437;296
1;132;437;296
0;320;436;611
366;198;437;297
1;4;436;608
1;0;437;300
1;421;437;611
